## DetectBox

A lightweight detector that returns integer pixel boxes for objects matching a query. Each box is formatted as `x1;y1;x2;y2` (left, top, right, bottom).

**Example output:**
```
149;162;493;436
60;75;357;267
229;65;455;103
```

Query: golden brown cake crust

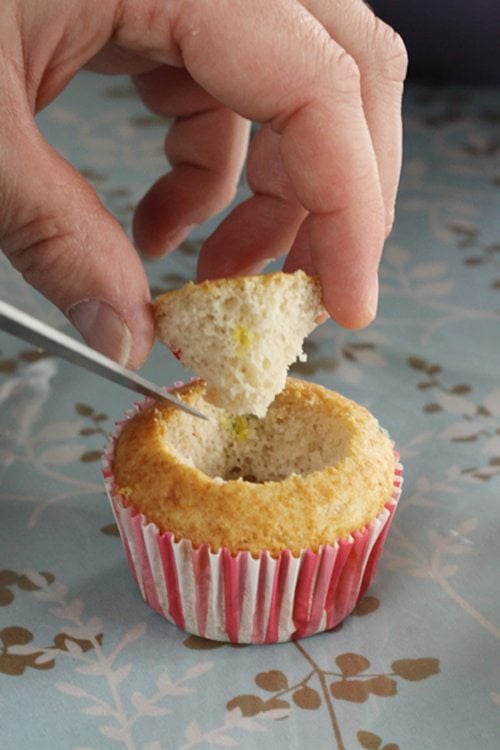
153;270;321;318
112;379;395;557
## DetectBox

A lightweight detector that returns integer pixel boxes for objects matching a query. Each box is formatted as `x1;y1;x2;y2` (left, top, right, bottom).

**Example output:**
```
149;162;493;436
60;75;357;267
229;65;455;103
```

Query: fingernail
366;275;379;322
68;299;132;366
385;207;395;238
315;310;329;325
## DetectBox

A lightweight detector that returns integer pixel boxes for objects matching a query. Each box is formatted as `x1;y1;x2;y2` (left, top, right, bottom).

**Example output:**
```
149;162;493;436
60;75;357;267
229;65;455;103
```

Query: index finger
117;0;386;326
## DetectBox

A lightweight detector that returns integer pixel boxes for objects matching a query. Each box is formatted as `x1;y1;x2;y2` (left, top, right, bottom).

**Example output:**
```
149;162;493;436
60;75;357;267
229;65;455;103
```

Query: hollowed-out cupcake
102;377;402;643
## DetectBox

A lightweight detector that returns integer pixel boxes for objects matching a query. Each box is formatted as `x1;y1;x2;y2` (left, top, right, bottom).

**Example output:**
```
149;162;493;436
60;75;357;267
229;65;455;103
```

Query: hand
0;0;407;367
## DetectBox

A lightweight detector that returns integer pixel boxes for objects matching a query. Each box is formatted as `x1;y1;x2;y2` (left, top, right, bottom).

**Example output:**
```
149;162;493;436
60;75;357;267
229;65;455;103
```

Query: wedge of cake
154;270;325;417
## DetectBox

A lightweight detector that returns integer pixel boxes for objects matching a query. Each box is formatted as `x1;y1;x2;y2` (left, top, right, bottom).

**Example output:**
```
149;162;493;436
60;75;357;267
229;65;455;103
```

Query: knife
0;300;207;420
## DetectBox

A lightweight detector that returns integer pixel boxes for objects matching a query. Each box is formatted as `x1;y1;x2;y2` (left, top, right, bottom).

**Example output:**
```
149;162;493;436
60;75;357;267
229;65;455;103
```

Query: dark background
371;1;500;84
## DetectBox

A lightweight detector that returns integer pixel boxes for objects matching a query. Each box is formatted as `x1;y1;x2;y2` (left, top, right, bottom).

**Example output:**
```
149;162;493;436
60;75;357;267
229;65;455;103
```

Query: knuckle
3;213;79;291
370;18;408;82
335;49;361;82
332;50;361;94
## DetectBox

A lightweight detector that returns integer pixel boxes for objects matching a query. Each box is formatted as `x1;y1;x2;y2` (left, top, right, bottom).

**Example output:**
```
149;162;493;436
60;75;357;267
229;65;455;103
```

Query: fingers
165;0;387;326
132;66;251;258
198;0;407;283
197;124;306;280
113;0;406;326
299;0;408;236
0;91;153;369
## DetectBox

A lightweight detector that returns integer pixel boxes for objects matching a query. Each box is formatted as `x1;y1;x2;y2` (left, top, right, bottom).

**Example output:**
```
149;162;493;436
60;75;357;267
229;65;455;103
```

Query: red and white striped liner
102;398;403;644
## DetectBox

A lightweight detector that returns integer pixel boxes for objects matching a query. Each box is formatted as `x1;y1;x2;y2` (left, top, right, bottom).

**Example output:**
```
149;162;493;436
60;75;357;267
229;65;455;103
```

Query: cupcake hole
165;388;348;482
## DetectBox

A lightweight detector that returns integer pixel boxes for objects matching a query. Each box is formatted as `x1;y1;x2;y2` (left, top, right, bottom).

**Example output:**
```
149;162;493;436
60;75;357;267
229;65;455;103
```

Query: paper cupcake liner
102;397;403;644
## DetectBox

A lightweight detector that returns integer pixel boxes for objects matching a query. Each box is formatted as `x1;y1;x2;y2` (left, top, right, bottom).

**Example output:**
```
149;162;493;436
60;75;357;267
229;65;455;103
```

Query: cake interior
164;392;349;483
155;272;322;417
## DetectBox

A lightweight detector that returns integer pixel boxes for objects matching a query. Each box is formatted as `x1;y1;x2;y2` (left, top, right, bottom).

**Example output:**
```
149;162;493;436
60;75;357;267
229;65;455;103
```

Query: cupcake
103;377;402;643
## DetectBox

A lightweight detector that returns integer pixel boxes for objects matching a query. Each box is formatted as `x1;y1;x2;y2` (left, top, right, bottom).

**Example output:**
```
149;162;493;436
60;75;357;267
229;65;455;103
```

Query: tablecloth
1;74;499;749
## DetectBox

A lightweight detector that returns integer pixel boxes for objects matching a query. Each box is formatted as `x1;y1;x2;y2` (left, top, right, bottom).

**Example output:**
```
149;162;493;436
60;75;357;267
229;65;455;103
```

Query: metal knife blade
0;300;207;420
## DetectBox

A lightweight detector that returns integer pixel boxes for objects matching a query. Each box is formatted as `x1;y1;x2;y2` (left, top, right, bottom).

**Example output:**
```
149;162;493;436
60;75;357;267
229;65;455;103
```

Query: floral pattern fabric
0;74;499;749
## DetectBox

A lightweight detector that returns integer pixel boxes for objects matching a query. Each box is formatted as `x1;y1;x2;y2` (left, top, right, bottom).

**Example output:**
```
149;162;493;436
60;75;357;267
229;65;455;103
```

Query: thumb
0;108;153;369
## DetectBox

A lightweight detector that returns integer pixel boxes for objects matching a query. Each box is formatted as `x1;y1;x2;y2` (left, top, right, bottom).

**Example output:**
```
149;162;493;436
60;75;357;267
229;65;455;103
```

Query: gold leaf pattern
0;588;14;606
226;693;291;717
292;686;322;710
391;659;440;681
100;523;121;537
0;571;102;677
255;669;289;692
1;626;33;646
330;680;370;703
80;450;102;463
183;635;226;651
365;677;398;697
223;601;442;747
357;731;383;749
353;597;380;617
75;403;94;416
335;653;371;677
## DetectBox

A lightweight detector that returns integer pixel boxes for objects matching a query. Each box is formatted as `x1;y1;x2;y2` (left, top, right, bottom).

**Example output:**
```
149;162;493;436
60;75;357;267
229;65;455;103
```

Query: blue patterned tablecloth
1;74;499;750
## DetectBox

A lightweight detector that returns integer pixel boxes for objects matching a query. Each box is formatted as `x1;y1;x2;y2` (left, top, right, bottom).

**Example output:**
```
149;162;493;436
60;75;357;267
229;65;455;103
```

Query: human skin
0;0;407;368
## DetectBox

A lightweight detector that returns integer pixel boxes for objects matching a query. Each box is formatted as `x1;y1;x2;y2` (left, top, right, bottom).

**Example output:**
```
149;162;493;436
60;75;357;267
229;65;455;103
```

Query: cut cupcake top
153;270;325;417
113;378;395;557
